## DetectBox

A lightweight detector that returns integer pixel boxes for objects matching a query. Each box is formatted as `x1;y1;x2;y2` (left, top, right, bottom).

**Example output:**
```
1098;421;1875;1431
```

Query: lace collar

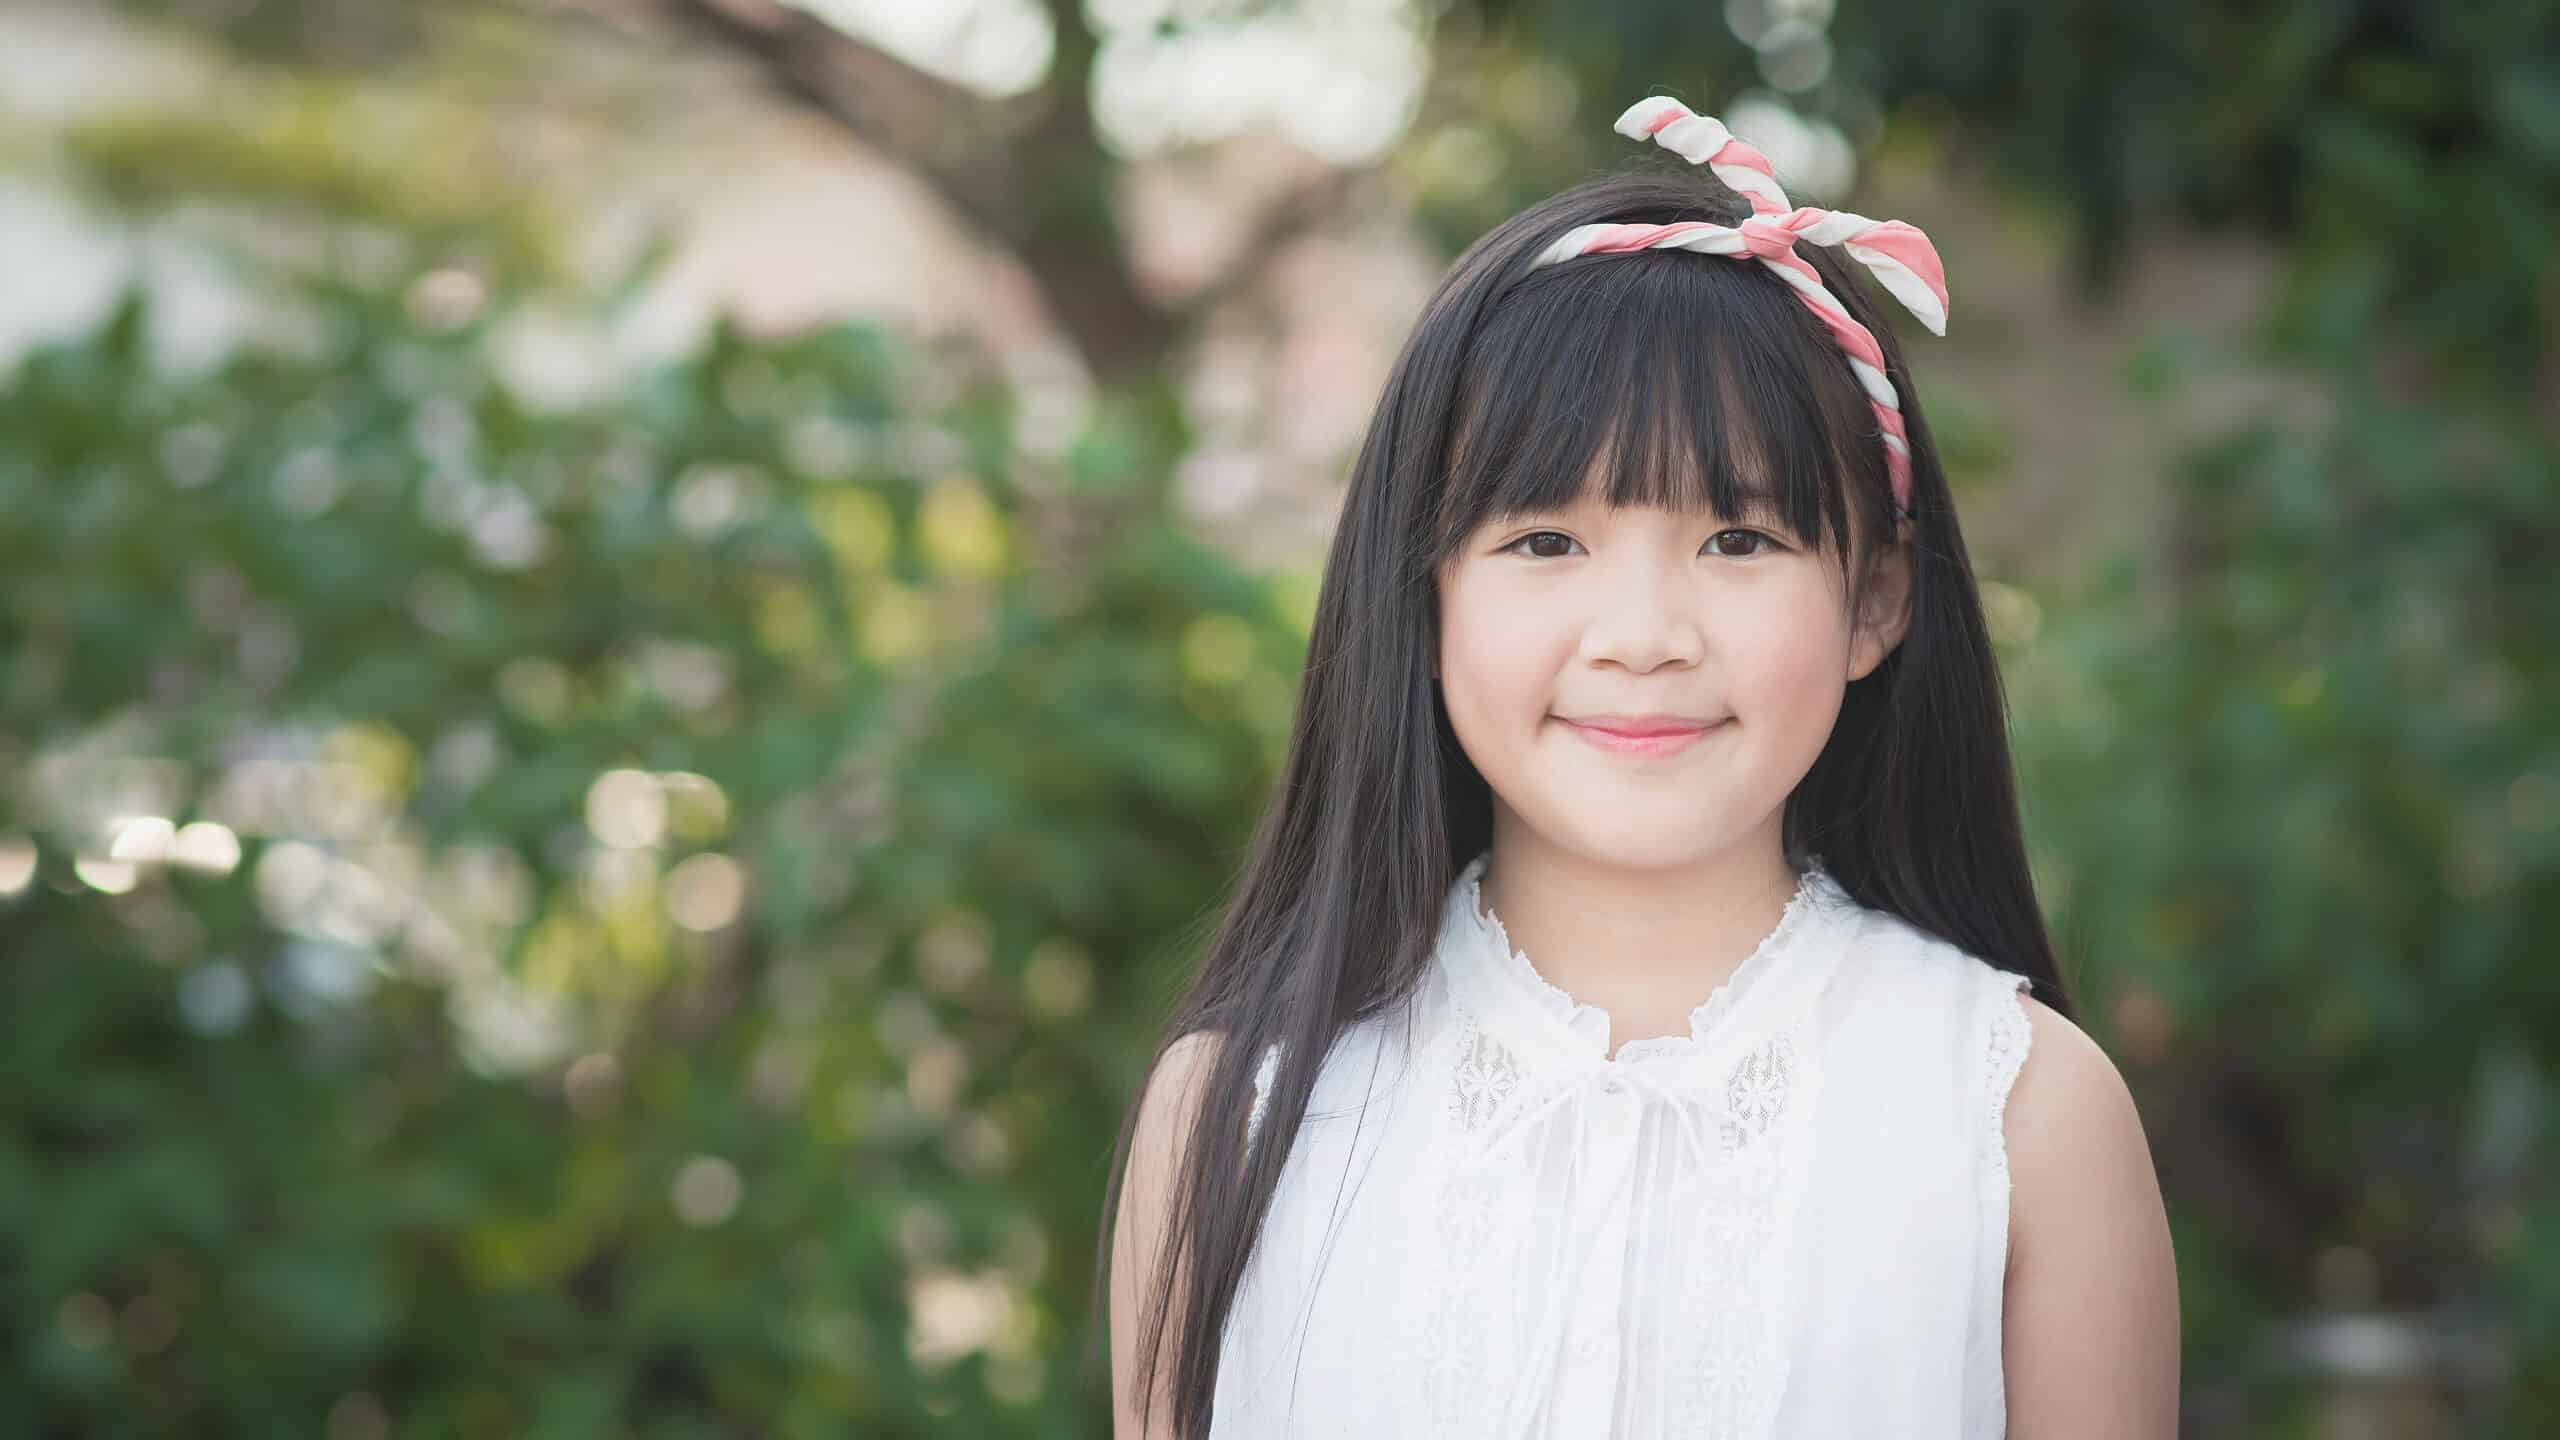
1440;848;1854;1066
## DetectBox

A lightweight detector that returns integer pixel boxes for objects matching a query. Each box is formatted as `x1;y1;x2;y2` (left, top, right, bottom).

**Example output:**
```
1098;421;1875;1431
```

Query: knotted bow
1531;95;1952;517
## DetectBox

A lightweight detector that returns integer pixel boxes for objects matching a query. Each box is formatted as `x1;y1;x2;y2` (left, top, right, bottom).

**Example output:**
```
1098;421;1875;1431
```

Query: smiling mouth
1560;717;1727;757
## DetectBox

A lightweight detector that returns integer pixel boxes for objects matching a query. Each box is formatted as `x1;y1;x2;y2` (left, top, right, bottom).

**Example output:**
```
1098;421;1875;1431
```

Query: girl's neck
1475;821;1805;1055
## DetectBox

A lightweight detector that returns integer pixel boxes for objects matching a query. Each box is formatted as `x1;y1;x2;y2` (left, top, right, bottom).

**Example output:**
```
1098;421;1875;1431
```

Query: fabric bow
1530;95;1953;514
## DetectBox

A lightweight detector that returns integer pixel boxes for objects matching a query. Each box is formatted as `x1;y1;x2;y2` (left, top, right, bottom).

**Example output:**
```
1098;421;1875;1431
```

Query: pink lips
1562;715;1725;757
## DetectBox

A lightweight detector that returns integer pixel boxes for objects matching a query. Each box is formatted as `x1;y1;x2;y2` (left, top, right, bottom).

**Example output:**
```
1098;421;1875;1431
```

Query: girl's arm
1110;1030;1224;1440
2001;995;2183;1438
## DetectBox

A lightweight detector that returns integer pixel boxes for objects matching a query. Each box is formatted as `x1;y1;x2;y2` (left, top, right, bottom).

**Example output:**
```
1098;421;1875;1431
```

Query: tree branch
590;0;1030;233
542;0;1361;381
1182;168;1361;317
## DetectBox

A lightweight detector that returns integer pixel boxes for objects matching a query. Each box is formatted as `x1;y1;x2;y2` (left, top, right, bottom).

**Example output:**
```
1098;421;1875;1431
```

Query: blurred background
1;0;2552;1434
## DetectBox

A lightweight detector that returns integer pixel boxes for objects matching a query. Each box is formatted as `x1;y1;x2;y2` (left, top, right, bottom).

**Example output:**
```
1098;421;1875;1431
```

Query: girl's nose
1578;564;1705;673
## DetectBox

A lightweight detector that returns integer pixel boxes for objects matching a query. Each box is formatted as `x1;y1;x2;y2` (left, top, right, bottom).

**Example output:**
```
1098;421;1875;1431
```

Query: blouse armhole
1971;967;2036;1422
1982;971;2036;1276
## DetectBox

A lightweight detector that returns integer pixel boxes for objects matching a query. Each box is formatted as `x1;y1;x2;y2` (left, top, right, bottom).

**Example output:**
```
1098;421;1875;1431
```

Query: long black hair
1086;159;2076;1437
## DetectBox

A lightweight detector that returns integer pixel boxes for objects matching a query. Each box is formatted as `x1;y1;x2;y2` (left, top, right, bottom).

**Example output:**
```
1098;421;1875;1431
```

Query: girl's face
1436;475;1910;872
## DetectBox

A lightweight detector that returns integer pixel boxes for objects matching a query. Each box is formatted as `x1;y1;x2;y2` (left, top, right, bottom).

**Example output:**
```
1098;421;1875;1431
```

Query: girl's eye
1706;529;1776;558
1505;531;1579;559
1499;529;1779;560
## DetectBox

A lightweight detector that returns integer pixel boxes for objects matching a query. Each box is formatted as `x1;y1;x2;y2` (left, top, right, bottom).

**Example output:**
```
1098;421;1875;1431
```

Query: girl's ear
1847;532;1915;681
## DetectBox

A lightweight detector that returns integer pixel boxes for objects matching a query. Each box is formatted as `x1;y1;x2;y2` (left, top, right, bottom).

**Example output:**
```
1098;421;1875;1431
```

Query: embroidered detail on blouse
1416;1159;1506;1426
1720;1035;1794;1153
1449;1024;1524;1130
1668;1150;1795;1435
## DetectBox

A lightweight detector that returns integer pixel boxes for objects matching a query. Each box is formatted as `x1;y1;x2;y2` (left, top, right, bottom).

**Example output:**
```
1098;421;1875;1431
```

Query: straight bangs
1430;246;1891;573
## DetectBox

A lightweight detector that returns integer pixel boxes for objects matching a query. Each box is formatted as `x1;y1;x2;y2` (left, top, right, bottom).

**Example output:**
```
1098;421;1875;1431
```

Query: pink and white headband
1533;96;1952;518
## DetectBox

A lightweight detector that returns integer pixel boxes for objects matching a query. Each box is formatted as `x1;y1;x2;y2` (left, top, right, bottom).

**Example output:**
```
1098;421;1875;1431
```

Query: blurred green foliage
0;268;1303;1431
1991;4;2560;1429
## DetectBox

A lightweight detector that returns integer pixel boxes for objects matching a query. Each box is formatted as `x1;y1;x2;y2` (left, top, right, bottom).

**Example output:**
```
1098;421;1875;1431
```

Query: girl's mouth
1560;717;1726;757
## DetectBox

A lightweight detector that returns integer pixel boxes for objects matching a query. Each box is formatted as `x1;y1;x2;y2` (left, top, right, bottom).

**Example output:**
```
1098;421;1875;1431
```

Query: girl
1097;95;2179;1439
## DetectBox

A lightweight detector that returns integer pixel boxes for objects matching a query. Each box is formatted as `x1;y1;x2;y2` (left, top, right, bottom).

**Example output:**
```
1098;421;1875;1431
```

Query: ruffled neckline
1453;849;1851;1065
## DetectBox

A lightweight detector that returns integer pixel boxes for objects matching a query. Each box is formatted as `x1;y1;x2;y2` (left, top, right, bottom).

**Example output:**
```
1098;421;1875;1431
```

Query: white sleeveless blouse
1217;849;2035;1438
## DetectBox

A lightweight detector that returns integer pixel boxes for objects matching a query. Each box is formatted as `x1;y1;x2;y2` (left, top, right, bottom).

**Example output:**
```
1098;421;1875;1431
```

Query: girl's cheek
1443;579;1548;694
1743;591;1856;720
